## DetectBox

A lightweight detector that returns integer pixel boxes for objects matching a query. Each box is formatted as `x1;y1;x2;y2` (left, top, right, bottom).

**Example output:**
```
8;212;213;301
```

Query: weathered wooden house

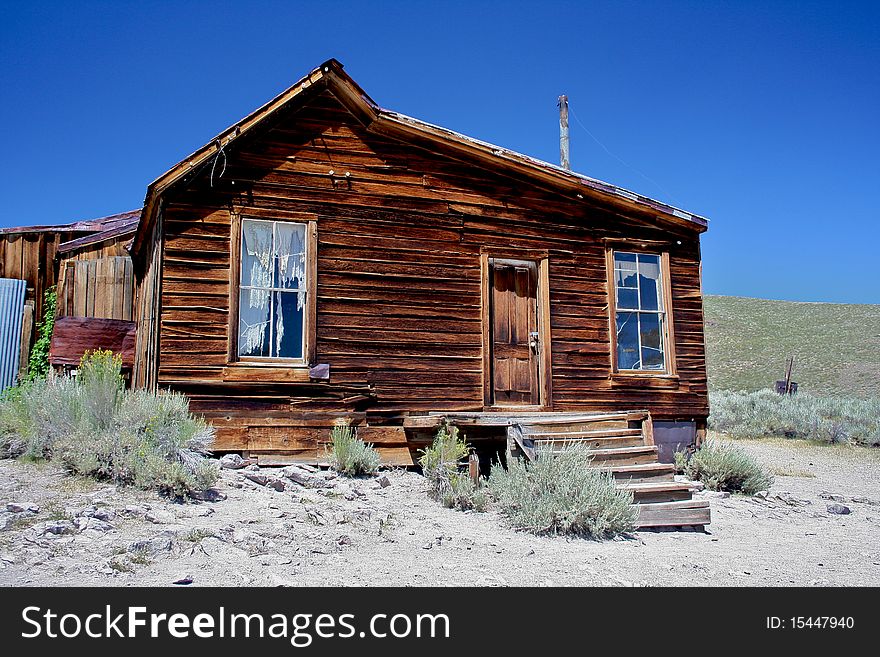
129;58;711;525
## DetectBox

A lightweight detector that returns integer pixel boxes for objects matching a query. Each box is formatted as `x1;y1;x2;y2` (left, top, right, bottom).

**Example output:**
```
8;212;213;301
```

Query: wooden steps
508;411;709;529
634;499;711;528
616;480;700;504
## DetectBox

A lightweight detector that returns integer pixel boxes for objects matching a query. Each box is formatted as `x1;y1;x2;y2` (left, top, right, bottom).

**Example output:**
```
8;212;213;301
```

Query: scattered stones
376;475;391;489
826;503;851;515
129;531;176;556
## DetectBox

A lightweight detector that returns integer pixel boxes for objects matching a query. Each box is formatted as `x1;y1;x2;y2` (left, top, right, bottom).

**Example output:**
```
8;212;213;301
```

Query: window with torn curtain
238;218;310;362
612;251;669;372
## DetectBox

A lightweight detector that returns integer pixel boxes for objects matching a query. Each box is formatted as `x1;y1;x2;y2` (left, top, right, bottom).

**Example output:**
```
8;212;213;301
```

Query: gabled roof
133;59;707;257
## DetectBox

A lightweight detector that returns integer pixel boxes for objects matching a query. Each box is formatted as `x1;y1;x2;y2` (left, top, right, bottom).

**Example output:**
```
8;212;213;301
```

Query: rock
773;492;810;506
190;488;227;502
267;478;286;492
219;454;245;469
336;535;352;547
73;517;113;532
243;473;269;486
7;502;39;514
40;521;76;536
700;490;730;499
91;508;116;522
819;492;847;502
753;490;769;499
129;531;175;556
376;475;391;489
297;463;318;473
827;503;851;515
244;463;260;471
282;466;331;489
0;515;13;532
120;505;148;518
145;509;175;524
172;575;193;585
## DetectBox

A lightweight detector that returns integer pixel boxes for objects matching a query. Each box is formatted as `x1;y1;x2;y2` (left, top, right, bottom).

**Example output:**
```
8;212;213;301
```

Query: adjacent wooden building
129;60;711;469
0;210;139;376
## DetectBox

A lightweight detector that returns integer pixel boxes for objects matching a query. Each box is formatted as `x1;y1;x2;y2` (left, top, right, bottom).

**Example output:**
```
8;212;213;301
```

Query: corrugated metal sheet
0;278;26;390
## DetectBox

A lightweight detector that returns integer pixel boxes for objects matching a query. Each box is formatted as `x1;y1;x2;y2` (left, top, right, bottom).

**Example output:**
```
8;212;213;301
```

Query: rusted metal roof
48;316;136;368
0;209;141;237
57;212;140;254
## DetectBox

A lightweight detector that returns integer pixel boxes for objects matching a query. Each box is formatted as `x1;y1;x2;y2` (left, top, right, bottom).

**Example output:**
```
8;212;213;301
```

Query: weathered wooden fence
58;256;134;321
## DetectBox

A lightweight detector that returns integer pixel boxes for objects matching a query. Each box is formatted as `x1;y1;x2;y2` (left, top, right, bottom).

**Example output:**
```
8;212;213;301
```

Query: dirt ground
0;436;878;587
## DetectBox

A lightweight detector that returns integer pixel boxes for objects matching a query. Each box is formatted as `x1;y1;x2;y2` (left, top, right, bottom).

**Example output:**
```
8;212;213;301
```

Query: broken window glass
613;251;666;371
239;218;308;360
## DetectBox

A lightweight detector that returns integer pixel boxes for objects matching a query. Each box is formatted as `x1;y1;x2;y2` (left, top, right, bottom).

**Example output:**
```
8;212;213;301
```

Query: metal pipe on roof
558;95;570;170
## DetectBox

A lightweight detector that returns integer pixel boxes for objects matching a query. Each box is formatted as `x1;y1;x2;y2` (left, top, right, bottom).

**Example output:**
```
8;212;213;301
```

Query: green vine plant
27;287;57;380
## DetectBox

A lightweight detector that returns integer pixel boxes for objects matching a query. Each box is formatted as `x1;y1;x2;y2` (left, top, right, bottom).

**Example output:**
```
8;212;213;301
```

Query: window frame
605;247;677;377
228;213;317;368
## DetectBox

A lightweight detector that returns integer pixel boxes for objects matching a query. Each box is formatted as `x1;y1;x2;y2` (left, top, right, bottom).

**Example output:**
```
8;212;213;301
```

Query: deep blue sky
1;1;877;303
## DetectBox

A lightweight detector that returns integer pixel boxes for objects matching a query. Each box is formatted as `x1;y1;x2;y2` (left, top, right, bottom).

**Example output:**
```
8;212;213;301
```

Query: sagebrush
328;422;380;476
680;439;772;495
419;424;486;511
488;444;636;538
0;350;218;497
709;389;880;446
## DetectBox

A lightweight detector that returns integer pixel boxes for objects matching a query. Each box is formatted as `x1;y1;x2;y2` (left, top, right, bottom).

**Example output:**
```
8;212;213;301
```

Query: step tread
583;446;658;457
525;428;642;438
616;481;698;492
605;462;675;473
633;499;710;511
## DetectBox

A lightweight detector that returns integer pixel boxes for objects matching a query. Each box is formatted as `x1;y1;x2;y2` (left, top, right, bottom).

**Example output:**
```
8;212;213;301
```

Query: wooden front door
489;259;541;406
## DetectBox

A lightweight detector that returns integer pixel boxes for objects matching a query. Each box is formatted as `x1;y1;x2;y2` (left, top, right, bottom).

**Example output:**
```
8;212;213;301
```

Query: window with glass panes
612;252;666;371
238;219;308;361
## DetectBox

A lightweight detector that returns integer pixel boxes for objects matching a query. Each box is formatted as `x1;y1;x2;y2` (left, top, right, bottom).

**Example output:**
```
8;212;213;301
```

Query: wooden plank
18;300;34;379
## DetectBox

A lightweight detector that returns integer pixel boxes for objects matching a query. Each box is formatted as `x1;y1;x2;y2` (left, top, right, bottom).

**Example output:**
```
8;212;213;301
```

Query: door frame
480;249;552;411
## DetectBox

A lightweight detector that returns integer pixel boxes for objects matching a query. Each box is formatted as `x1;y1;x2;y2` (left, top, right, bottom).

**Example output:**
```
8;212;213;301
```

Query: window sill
609;372;679;388
222;363;329;383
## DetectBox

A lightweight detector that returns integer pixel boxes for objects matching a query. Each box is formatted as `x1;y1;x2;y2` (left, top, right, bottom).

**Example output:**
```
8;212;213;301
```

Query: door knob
529;331;540;352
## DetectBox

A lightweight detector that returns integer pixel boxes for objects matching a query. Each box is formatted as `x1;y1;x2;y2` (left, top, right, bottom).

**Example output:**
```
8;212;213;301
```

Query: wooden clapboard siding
144;88;708;458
